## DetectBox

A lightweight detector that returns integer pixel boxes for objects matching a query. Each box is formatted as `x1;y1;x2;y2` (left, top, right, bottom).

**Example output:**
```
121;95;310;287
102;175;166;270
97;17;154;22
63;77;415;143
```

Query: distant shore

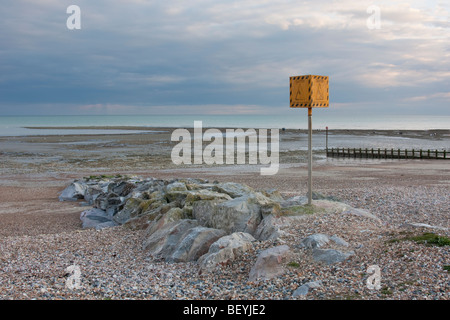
22;126;450;134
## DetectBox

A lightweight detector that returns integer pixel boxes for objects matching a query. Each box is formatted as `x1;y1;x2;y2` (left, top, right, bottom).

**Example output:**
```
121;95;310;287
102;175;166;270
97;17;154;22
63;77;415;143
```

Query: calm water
0;114;449;137
0;115;448;152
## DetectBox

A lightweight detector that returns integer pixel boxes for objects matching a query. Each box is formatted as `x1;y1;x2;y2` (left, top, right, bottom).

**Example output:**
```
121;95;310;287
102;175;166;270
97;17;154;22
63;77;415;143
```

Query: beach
0;128;449;300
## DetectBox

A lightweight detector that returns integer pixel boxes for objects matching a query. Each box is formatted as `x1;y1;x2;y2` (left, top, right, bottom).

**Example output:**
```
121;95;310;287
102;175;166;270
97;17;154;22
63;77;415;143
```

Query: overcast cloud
0;0;449;116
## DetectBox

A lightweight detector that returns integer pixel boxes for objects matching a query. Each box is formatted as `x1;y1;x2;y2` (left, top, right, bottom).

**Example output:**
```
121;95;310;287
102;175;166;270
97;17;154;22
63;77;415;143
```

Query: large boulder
123;203;175;231
198;232;255;272
142;219;226;262
80;208;117;229
145;207;185;236
59;181;88;201
93;192;122;212
253;214;283;241
185;189;232;204
112;197;144;225
211;182;255;198
248;245;291;282
143;219;199;259
194;196;261;235
83;185;103;205
165;181;188;193
192;191;281;236
169;226;226;262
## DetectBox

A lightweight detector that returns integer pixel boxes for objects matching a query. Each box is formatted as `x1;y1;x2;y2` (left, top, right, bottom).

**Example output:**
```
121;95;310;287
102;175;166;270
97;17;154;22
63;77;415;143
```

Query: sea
0;114;448;151
0;114;449;135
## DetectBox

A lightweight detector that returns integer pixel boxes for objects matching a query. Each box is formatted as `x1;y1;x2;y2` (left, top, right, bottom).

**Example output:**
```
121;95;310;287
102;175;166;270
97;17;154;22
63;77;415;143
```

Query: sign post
290;75;329;205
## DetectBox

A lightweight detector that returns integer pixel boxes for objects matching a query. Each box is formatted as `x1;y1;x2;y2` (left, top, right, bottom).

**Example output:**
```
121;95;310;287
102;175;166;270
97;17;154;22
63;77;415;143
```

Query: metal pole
308;107;312;205
326;126;328;155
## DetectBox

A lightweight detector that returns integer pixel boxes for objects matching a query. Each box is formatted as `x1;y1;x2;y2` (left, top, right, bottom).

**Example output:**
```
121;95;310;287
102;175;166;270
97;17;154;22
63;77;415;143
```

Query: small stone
292;281;322;297
248;245;291;282
301;234;330;249
312;249;354;265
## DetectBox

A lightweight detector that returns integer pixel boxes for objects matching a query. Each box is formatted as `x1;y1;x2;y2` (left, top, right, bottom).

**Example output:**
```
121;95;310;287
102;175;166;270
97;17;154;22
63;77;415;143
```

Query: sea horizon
0;114;449;137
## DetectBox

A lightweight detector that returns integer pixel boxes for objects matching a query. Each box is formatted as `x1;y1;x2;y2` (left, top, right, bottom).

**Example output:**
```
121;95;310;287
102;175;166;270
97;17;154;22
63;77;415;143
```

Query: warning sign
290;75;329;108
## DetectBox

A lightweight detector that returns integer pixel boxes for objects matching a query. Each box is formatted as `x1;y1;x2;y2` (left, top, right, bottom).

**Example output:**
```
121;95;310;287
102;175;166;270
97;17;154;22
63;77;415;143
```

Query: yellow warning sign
290;75;329;108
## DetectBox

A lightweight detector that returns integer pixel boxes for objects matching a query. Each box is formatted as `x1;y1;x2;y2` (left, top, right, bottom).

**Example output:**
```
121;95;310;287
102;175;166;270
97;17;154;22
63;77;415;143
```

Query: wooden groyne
327;148;449;160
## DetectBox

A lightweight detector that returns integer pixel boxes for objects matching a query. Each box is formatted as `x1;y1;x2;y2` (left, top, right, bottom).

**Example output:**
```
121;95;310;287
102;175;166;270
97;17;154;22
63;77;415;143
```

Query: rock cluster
59;176;372;282
59;176;303;268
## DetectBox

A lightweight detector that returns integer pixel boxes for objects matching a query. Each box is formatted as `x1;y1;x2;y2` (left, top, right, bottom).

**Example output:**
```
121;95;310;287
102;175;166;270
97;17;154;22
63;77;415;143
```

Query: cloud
404;92;450;102
0;0;449;116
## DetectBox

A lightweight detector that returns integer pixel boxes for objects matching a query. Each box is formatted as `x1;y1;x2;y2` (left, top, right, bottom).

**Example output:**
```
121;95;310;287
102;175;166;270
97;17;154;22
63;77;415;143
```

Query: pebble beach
0;129;449;300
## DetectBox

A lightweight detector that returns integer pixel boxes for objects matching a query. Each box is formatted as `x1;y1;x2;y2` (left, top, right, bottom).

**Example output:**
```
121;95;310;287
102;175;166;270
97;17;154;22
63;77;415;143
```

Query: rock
253;215;282;241
166;181;188;192
211;182;255;198
95;221;119;230
165;181;188;200
280;195;307;208
164;182;190;203
198;196;262;235
215;196;262;234
259;201;281;218
262;189;284;202
59;181;88;201
133;179;164;194
179;178;209;186
193;192;280;236
330;235;349;247
145;207;187;236
170;226;226;262
311;191;340;201
292;281;322;297
312;249;354;264
192;199;224;227
93;192;122;212
185;182;216;191
300;234;330;249
83;186;103;205
123;210;163;231
248;245;291;282
143;219;199;259
109;181;137;197
292;284;309;297
198;232;255;272
310;200;348;214
342;207;382;224
142;219;225;262
112;198;144;225
400;222;448;231
80;208;114;229
185;189;232;204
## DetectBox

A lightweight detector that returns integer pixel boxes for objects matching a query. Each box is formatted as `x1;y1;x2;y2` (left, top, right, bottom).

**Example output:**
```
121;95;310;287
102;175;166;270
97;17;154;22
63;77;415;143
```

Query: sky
0;0;449;116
